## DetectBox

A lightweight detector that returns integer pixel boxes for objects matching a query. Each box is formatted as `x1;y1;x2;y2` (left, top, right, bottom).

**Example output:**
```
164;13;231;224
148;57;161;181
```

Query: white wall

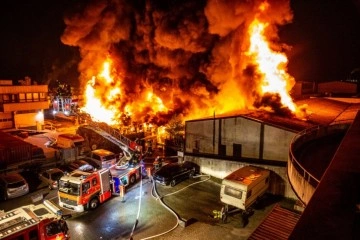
186;115;295;162
263;125;296;161
185;155;298;199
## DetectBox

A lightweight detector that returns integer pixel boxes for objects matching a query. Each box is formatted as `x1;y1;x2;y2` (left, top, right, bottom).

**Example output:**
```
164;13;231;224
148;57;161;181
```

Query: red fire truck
0;200;69;240
58;168;113;212
58;165;141;212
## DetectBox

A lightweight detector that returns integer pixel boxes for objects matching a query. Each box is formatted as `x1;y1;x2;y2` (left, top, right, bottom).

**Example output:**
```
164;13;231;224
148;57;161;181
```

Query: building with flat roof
0;78;49;130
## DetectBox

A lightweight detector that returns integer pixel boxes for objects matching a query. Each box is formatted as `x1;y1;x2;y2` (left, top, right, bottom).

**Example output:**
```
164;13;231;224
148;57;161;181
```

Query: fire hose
136;173;211;240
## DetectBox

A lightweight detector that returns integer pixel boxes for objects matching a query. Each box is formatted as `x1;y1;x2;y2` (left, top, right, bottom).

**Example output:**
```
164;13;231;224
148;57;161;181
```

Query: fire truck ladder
0;209;39;238
82;120;137;161
55;96;72;113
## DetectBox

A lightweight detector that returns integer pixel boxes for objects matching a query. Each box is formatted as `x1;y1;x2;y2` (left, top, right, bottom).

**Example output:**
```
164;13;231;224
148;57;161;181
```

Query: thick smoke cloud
61;0;294;124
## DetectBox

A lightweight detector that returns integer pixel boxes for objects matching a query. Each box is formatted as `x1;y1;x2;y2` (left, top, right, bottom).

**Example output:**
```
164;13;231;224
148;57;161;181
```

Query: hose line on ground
129;173;143;240
140;174;211;240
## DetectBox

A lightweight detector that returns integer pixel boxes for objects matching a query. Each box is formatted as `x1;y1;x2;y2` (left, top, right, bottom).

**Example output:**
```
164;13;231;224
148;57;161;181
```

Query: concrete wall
221;117;261;158
318;81;357;94
263;125;295;161
184;115;300;200
185;119;219;154
287;159;315;204
185;115;296;162
0;112;12;129
14;112;42;129
0;85;48;94
185;155;297;199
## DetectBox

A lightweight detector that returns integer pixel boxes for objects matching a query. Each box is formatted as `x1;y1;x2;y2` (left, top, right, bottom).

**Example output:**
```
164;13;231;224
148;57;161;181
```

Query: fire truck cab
58;168;112;212
0;200;69;240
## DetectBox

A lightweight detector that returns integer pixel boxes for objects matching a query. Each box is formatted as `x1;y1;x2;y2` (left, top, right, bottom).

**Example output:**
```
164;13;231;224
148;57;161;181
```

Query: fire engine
58;168;112;213
0;200;69;240
57;164;142;213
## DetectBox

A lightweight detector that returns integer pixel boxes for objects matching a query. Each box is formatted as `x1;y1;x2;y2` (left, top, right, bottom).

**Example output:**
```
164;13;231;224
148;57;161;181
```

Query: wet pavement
0;161;289;240
43;175;284;240
0;119;290;239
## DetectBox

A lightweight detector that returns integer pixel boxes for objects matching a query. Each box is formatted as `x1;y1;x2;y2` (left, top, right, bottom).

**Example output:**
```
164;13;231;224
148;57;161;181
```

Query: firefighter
153;156;162;171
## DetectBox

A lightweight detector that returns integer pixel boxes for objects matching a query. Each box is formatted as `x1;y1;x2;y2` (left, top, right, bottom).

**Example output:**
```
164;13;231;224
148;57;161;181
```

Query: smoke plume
61;0;294;124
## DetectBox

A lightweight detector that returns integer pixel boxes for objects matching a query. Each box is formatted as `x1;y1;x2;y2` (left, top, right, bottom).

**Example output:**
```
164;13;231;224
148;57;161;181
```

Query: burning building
61;0;305;130
55;0;360;205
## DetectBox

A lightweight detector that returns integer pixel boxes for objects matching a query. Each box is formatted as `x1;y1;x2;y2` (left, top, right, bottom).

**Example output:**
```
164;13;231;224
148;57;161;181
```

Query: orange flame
247;17;296;112
81;57;170;126
81;58;120;125
79;1;302;127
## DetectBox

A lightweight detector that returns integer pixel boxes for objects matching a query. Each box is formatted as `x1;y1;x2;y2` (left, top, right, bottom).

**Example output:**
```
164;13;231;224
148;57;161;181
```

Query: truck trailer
220;165;270;226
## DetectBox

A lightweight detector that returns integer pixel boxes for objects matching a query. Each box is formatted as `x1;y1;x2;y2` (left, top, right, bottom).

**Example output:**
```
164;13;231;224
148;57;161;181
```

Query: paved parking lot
0;170;287;240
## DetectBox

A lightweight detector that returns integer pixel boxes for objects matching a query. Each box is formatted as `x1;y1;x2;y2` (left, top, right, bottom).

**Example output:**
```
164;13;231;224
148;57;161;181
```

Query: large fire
62;0;301;129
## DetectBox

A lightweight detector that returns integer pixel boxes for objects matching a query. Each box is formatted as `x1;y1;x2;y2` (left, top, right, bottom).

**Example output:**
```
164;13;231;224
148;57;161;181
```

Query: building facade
0;79;49;130
184;113;314;199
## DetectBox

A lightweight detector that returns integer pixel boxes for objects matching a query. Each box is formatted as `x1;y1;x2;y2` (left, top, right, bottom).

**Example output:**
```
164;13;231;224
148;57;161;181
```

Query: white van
220;165;270;212
90;149;118;169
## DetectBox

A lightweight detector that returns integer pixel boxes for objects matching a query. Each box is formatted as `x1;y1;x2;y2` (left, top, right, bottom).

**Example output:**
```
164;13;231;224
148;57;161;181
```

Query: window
11;94;18;102
92;178;97;186
33;93;39;101
19;93;26;102
46;222;62;236
3;94;10;103
26;93;32;102
39;93;47;100
82;182;90;194
224;186;243;199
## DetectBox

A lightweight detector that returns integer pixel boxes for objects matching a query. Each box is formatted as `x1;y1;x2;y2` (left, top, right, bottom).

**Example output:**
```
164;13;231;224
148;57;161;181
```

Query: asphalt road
1;172;281;240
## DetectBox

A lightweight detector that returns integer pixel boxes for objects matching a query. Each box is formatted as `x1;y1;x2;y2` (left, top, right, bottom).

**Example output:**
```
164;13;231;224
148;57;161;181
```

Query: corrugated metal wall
0;131;32;169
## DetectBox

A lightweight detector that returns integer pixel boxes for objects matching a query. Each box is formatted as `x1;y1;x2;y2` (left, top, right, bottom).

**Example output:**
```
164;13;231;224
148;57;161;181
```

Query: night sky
0;0;359;87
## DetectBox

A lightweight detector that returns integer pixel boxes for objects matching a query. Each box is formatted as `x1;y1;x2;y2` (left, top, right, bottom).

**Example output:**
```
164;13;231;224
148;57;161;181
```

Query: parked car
0;173;29;200
59;159;100;173
153;161;200;187
38;168;64;189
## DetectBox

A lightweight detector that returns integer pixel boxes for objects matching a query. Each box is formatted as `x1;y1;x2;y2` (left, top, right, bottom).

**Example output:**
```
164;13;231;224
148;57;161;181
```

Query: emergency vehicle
58;168;112;212
0;200;69;240
110;163;141;195
58;165;142;213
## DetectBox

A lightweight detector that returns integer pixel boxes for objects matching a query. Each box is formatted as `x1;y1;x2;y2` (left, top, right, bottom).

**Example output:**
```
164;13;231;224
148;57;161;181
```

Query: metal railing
288;121;351;188
77;114;137;160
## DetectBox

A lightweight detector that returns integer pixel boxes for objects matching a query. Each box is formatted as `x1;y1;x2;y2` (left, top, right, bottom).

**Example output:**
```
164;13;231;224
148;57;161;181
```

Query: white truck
219;165;270;227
